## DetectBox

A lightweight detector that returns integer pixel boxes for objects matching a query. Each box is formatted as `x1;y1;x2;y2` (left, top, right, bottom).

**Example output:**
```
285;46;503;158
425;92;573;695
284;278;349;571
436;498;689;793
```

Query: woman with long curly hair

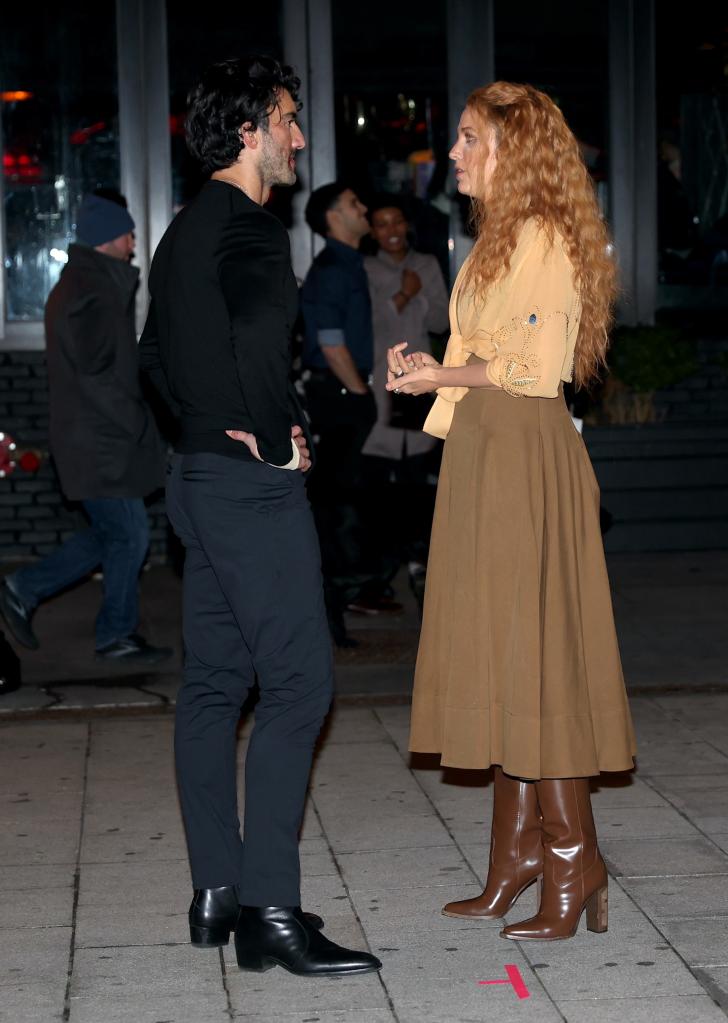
386;82;636;941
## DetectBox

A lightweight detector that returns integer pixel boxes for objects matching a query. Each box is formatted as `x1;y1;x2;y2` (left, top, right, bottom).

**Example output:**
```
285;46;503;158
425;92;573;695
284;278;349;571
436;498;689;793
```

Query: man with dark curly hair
139;56;380;979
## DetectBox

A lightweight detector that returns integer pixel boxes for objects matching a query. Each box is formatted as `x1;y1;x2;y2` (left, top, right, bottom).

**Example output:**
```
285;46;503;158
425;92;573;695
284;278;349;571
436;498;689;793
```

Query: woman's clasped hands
386;341;442;396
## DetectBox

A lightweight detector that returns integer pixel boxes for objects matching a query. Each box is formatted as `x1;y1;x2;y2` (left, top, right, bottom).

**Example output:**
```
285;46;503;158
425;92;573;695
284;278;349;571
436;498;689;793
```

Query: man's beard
260;140;296;188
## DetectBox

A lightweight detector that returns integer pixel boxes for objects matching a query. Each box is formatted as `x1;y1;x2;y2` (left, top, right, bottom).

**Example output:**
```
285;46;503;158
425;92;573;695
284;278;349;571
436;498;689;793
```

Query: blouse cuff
485;360;501;388
488;354;542;398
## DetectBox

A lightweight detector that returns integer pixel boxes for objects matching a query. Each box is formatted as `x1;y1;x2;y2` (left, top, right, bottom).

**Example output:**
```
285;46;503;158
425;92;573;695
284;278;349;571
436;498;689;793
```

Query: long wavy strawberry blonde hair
460;82;616;388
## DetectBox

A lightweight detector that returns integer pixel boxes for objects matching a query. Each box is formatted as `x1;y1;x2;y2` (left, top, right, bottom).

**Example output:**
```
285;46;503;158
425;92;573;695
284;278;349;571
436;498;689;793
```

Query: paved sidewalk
1;694;727;1022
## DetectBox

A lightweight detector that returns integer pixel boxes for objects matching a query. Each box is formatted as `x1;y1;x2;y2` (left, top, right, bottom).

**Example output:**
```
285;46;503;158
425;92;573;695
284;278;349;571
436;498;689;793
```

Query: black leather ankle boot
235;906;381;976
189;886;239;947
189;888;325;947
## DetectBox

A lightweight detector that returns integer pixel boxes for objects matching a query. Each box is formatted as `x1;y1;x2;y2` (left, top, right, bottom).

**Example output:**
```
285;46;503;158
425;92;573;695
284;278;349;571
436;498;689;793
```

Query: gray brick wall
0;351;168;565
652;338;728;422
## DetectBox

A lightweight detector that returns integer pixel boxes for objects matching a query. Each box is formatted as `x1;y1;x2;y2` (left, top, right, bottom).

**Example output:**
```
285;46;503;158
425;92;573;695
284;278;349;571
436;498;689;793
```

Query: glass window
495;2;609;215
332;0;450;275
656;1;728;295
166;3;283;209
1;2;119;322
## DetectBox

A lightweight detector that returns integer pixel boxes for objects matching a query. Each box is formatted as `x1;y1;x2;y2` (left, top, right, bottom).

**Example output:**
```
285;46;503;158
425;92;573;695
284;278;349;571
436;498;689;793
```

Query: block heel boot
442;767;543;919
501;777;608;941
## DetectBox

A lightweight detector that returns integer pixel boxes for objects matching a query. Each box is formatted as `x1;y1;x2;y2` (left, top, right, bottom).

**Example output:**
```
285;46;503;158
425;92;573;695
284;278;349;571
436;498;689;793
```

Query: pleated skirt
409;372;636;778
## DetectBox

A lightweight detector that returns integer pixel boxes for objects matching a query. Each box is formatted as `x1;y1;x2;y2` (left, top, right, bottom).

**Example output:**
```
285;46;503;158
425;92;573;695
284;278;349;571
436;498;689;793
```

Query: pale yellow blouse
424;219;582;439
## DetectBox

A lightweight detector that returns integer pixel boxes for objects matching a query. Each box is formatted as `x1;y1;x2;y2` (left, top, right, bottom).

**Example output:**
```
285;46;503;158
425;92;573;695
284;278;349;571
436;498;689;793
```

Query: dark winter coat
44;243;166;500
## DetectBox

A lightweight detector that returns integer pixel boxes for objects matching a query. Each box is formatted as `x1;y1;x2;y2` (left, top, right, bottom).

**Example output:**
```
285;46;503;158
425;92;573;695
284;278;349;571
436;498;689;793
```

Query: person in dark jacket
301;184;401;645
139;56;380;978
0;194;170;664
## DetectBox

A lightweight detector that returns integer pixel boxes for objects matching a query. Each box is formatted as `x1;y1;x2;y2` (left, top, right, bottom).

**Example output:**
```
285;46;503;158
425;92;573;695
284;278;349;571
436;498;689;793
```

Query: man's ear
239;122;258;150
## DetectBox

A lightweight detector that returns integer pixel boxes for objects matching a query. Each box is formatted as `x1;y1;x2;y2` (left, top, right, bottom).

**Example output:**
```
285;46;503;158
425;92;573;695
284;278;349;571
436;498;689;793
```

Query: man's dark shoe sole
236;951;380;976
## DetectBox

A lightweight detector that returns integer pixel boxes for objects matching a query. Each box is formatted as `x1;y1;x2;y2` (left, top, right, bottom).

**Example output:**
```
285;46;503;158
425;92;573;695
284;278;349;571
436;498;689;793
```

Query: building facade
0;0;726;560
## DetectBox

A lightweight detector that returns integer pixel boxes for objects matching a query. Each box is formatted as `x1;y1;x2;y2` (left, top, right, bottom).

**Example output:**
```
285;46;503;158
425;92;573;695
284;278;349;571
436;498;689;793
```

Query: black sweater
139;180;302;466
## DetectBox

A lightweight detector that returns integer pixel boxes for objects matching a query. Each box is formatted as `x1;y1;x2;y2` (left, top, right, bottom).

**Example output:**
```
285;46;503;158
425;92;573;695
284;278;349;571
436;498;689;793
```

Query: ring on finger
393;387;401;394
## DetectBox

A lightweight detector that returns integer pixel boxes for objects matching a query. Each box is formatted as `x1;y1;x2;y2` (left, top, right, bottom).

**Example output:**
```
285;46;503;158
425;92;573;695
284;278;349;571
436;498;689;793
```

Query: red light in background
70;121;107;145
0;91;33;102
3;150;42;182
18;451;41;474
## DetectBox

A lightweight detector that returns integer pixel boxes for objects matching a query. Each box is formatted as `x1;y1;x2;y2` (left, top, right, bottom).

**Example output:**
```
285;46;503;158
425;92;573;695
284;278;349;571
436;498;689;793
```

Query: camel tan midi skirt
410;373;636;778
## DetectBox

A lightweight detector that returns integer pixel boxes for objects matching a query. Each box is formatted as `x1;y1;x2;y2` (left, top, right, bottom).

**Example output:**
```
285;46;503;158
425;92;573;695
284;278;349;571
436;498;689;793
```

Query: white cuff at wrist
266;438;301;470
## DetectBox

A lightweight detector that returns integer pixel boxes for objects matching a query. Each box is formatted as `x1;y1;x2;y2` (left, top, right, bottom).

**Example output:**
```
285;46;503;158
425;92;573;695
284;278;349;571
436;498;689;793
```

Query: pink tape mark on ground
478;963;530;999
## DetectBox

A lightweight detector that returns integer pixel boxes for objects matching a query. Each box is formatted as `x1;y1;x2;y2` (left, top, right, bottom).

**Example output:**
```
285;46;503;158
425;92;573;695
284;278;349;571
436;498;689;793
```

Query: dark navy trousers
166;453;333;907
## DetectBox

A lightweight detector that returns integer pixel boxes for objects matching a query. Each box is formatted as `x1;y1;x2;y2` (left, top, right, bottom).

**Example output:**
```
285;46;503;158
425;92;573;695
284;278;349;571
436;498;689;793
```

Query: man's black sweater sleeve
139;297;181;418
218;213;293;466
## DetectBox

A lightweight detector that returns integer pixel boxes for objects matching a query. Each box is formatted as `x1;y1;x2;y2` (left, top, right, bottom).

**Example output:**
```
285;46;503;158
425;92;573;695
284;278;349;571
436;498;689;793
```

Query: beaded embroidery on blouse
485;305;571;398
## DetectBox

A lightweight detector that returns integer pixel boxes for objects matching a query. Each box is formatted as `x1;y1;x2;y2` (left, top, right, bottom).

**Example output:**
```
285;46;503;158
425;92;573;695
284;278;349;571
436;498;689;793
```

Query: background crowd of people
301;185;449;645
0;179;450;661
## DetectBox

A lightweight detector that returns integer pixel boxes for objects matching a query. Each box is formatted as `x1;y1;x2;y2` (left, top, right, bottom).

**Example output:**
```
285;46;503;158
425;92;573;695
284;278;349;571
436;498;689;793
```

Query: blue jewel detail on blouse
528;313;537;324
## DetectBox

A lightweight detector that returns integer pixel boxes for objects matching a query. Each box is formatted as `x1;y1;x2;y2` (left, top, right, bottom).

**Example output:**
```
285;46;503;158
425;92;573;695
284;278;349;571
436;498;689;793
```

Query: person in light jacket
363;198;449;585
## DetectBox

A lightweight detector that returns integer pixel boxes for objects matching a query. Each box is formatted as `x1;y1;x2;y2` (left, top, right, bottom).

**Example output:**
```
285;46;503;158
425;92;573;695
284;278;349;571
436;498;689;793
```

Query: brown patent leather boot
442;767;543;919
501;777;608;941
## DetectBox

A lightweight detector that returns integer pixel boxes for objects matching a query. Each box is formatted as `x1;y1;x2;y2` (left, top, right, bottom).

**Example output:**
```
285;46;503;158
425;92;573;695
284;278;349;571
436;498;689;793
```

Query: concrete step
601;487;728;522
604;518;728;553
584;423;728;550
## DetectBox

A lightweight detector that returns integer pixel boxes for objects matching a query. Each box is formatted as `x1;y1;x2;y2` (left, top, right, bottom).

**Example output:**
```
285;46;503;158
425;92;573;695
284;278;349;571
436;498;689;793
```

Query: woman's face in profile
449;108;498;200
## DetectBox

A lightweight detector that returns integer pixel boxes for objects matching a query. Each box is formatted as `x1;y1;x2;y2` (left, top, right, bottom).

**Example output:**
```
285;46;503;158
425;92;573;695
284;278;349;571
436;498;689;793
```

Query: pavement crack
639;773;728;857
307;795;403;1023
62;720;92;1022
134;684;170;705
40;685;65;709
371;707;569;1021
613;874;726;1011
218;946;235;1020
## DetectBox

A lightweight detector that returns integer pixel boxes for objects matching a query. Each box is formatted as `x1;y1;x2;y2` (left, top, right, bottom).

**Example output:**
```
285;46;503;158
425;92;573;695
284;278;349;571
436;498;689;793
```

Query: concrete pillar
284;0;336;280
446;0;495;279
608;0;657;324
116;0;172;328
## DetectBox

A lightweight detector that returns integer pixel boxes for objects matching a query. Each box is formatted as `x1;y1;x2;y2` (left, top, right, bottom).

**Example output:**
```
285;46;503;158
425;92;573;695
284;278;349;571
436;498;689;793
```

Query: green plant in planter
603;325;699;423
610;326;698;391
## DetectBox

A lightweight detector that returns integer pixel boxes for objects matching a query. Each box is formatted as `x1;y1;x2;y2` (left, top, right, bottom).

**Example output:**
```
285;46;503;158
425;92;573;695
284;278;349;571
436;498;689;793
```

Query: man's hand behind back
225;424;311;472
290;424;311;471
